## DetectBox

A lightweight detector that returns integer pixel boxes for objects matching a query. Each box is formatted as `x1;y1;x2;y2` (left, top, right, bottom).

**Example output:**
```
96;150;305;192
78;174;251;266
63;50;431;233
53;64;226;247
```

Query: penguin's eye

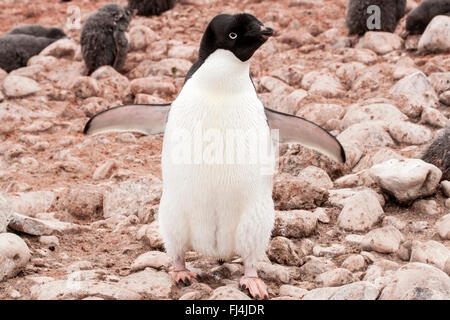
228;32;238;40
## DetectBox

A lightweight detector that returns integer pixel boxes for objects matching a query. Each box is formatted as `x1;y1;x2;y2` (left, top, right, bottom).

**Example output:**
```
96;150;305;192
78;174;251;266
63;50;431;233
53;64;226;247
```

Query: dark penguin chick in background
7;25;67;40
0;34;58;72
406;0;450;34
127;0;175;16
80;4;131;75
346;0;407;35
422;127;450;181
83;13;346;300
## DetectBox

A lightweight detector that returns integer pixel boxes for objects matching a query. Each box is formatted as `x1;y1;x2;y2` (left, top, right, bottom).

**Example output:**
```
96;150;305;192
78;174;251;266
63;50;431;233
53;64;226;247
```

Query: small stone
440;91;450;106
341;103;407;130
209;286;251;300
412;200;441;216
421;108;448;128
0;233;31;282
257;262;290;284
356;32;403;55
8;212;85;236
118;269;172;299
329;282;380;300
436;214;450;240
129;25;156;51
370;159;442;204
361;226;404;254
302;287;339;300
267;237;304;266
344;234;365;246
39;39;78;58
71;77;100;99
3;75;41;97
383;216;408;231
39;236;59;247
388;122;433;145
418;16;450;53
279;285;308;299
272;211;318;238
93;160;117;180
410;240;450;271
299;257;337;282
337;191;384;232
342;255;366;272
131;251;172;272
130;76;177;96
316;268;354;287
313;244;347;258
441;181;450;197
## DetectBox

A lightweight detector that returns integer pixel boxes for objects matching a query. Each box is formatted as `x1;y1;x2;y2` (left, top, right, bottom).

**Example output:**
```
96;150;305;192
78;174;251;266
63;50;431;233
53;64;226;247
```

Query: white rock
257;262;290;284
412;199;441;216
440;91;450;106
428;72;450;94
379;263;450;300
39;39;78;58
436;214;450;240
136;222;164;250
39;236;59;247
361;226;404;254
93;160;117;180
31;280;141;300
2;75;41;97
273;210;318;238
118;269;172;299
103;177;162;218
316;268;354;287
342;48;378;64
441;181;450;197
421;108;449;128
131;251;171;272
328;188;385;209
209;286;251;300
370;159;442;204
260;76;293;95
302;287;339;300
130;76;177;96
389;71;438;117
313;244;347;258
342;255;366;272
296;103;345;128
0;194;12;233
0;233;31;282
308;75;345;98
388;121;433;145
337;191;384;232
148;58;191;78
344;235;365;246
168;45;197;62
382;216;407;231
8;212;85;236
270;89;308;115
341;104;407;130
410;240;450;270
329;282;380;300
418;15;450;53
129;25;157;51
356;32;403;55
71;76;100;99
279;285;308;299
337;121;394;153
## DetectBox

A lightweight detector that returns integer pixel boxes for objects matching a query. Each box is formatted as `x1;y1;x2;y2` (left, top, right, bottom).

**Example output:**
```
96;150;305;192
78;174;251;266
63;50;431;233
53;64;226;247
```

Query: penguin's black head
99;4;132;31
47;28;67;40
199;13;274;62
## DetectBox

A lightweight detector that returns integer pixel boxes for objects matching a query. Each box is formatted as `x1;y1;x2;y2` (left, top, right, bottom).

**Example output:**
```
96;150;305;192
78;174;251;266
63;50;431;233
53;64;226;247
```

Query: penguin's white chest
158;50;275;259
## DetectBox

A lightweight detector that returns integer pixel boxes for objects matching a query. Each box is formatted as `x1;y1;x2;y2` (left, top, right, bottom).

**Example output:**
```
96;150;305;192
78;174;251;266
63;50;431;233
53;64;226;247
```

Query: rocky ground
1;0;450;300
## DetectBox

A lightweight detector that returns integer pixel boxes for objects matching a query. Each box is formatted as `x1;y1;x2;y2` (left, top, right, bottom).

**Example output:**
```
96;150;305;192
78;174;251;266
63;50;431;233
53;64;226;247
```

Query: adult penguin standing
84;13;346;300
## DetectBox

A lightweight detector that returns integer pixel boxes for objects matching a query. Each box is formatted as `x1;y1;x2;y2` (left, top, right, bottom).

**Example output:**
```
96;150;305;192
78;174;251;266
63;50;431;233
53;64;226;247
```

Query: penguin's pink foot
240;276;269;300
171;269;197;286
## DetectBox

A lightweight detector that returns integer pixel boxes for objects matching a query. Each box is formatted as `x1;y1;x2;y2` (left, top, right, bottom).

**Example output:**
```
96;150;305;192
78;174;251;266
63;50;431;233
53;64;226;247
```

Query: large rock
337;121;394;153
370;159;442;204
103;177;162;218
410;240;450;271
8;213;85;236
272;210;318;238
2;75;41;98
31;280;141;300
418;16;450;53
361;226;404;254
0;233;31;282
118;269;172;299
356;32;403;55
388;122;433;145
209;286;251;300
337;191;384;232
273;174;329;210
389;72;438;118
0;194;12;233
436;214;450;240
379;263;450;300
341;104;407;130
329;282;380;300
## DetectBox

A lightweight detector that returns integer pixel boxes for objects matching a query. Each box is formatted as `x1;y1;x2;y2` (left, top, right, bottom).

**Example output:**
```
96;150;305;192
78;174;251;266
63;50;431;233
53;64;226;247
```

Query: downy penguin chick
422;127;450;181
406;0;450;34
7;25;67;40
0;34;58;72
127;0;176;16
346;0;407;35
80;4;131;75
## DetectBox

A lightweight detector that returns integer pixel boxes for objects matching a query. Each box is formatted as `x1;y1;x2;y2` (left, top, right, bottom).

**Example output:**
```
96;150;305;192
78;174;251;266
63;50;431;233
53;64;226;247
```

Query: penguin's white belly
158;49;275;261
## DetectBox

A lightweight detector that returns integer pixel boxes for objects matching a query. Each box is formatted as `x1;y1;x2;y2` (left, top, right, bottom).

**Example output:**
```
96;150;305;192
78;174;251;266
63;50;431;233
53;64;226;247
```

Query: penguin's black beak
260;26;274;39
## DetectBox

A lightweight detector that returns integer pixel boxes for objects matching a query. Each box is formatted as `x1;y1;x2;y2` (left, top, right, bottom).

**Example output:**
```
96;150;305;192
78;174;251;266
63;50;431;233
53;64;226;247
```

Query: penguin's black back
423;127;450;181
346;0;407;35
8;25;67;40
127;0;176;17
406;0;450;34
0;34;56;72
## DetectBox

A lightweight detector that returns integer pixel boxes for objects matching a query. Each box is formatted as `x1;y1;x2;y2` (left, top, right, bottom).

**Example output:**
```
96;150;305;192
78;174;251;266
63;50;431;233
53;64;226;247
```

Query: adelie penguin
406;0;450;34
346;0;407;35
7;25;67;40
127;0;176;17
423;127;450;181
84;13;346;300
81;4;132;75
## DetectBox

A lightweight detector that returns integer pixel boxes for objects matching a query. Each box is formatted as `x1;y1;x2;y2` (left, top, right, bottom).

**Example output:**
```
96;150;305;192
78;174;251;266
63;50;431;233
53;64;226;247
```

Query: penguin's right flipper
83;104;171;136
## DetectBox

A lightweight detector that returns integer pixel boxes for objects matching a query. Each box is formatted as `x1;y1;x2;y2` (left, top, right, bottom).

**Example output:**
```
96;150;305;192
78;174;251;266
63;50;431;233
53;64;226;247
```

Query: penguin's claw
239;276;269;300
171;270;197;286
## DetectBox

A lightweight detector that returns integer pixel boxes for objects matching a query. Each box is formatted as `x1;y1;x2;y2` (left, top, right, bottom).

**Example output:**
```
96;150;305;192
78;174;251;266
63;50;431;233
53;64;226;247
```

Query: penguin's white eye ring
229;32;238;40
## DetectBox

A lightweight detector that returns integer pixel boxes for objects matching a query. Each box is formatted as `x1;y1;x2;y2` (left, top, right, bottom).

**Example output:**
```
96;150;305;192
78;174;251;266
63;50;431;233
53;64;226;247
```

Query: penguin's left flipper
265;108;346;164
83;104;171;136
